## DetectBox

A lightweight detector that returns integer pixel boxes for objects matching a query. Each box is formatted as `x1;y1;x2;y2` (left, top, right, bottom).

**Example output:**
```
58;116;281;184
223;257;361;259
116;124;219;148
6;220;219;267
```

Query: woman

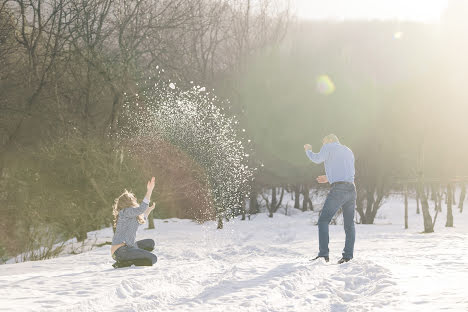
111;177;158;268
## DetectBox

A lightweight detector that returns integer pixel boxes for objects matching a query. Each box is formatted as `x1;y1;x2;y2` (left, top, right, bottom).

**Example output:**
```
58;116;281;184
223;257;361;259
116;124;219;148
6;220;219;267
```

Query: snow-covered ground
1;194;467;312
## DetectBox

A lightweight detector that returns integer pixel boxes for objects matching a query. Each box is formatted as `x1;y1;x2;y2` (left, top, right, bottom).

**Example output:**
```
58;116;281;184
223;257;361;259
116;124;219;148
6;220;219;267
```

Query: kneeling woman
111;177;158;268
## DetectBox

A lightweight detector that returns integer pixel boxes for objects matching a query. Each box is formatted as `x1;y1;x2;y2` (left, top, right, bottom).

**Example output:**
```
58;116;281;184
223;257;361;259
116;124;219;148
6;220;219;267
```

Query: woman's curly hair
112;190;139;231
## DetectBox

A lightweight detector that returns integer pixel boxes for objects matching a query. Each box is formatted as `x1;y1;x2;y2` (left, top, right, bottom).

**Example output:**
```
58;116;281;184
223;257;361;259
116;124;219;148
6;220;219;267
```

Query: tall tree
446;183;453;227
459;183;466;213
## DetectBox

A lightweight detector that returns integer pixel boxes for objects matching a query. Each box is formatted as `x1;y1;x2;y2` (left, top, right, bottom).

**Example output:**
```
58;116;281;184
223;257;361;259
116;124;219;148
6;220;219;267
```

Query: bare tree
179;0;230;82
262;186;284;217
446;183;453;227
417;180;438;233
293;184;300;209
459;183;466;213
0;2;16;80
67;0;194;137
356;181;387;224
404;185;408;229
226;0;290;71
249;182;259;214
0;0;73;167
302;185;313;211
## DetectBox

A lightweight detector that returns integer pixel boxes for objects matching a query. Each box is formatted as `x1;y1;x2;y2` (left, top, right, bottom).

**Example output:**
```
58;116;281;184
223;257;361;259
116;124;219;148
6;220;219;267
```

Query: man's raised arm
304;144;328;164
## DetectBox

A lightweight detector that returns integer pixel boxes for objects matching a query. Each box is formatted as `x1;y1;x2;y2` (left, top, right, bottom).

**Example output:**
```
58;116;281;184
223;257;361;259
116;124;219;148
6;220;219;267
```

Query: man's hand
147;177;155;192
316;175;328;184
149;202;156;211
304;144;312;151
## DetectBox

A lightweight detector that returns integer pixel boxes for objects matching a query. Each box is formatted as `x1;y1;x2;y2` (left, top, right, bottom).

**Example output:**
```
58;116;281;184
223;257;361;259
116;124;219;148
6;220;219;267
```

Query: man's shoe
312;256;329;262
337;257;351;264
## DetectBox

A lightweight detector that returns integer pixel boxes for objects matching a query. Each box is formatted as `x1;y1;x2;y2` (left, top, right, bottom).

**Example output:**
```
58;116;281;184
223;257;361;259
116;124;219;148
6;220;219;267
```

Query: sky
293;0;449;22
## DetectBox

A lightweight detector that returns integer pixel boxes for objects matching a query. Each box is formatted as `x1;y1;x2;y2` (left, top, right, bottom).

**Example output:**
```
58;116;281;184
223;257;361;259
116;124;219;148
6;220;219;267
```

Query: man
304;134;356;264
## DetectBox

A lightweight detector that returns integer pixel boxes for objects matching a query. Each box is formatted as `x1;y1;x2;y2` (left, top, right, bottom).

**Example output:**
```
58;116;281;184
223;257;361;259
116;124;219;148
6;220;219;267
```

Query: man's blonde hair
323;134;340;144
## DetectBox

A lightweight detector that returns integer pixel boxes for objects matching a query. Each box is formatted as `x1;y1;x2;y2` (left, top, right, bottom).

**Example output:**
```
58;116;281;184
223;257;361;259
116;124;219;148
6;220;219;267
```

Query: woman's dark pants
112;239;158;267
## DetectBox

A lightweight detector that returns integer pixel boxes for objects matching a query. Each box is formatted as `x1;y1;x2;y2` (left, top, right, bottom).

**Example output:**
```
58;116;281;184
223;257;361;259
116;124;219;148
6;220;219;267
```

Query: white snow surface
1;195;468;312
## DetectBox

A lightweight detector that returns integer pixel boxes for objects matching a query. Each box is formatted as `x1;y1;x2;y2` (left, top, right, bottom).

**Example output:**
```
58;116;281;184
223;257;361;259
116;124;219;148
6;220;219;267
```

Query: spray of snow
121;73;254;220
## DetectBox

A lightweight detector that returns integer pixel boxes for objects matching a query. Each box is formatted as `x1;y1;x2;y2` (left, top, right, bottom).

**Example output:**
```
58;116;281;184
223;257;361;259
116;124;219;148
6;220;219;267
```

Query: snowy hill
1;196;467;312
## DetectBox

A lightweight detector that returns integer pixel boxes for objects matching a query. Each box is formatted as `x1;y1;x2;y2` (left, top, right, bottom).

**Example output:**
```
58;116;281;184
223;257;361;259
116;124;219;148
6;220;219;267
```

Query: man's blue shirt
305;142;355;184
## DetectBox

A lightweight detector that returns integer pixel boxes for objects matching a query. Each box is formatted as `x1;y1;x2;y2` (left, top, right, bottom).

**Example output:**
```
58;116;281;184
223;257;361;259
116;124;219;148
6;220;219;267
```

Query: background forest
1;0;468;262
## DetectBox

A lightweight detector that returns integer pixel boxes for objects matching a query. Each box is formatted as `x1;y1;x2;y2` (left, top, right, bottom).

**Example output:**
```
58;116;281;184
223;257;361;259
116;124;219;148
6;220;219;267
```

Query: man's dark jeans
113;239;158;266
318;183;356;259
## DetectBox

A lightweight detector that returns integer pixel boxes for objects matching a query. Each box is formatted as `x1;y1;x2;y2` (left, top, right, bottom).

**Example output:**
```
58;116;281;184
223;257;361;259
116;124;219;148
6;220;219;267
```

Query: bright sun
293;0;449;22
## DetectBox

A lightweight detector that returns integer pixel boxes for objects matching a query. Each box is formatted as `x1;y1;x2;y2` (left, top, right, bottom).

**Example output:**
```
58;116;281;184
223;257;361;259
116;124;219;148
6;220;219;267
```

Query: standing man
304;134;356;264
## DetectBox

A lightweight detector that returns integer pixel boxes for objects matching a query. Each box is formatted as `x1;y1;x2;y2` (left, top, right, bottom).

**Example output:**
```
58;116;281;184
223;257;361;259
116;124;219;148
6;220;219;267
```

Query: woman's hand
147;177;155;192
144;202;156;218
144;177;156;203
137;214;146;224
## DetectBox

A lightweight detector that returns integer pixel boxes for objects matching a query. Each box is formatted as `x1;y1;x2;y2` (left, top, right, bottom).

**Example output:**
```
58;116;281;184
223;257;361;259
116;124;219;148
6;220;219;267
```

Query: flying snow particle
169;83;176;89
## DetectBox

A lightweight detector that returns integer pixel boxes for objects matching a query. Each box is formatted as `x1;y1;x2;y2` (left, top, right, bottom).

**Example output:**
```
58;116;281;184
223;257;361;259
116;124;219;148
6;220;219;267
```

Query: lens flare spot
394;31;403;39
316;75;335;95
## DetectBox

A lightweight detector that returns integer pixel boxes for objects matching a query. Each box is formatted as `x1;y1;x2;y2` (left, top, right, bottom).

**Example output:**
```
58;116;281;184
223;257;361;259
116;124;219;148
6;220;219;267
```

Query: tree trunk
355;190;365;224
294;184;300;209
271;186;277;209
452;185;456;205
267;198;273;218
446;183;453;227
109;90;123;140
273;187;284;213
416;189;420;214
78;147;89;242
431;184;437;201
437;189;442;212
302;186;309;212
249;186;259;214
217;216;223;229
459;183;466;213
241;196;246;221
307;196;314;211
417;182;434;233
147;210;155;229
362;185;375;224
404;185;408;229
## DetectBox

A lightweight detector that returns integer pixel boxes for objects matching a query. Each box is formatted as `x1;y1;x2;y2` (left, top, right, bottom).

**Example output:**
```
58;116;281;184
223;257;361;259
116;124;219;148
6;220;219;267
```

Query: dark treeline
1;0;468;262
0;0;289;261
